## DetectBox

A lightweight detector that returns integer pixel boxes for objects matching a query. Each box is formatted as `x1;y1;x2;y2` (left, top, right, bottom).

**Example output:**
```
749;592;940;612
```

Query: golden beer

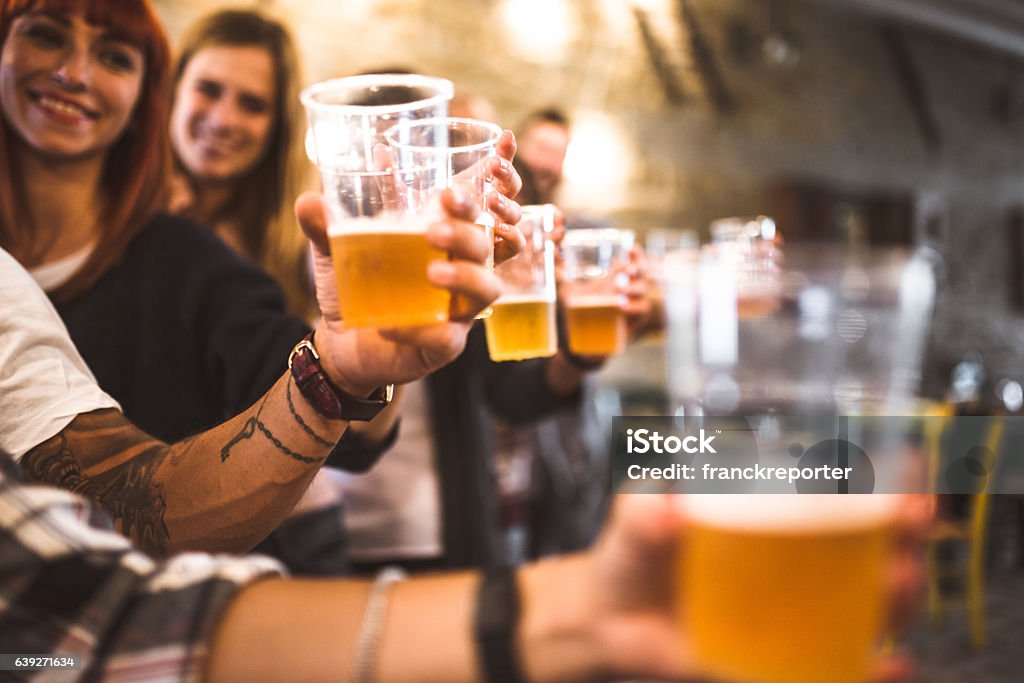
677;495;896;683
565;296;626;356
330;230;449;328
484;295;557;362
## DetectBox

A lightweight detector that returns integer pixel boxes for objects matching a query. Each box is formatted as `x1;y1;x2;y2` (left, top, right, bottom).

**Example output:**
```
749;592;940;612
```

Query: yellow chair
924;410;1003;650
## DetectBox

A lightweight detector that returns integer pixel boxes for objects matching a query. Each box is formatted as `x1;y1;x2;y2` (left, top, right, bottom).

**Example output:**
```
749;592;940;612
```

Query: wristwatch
288;333;394;421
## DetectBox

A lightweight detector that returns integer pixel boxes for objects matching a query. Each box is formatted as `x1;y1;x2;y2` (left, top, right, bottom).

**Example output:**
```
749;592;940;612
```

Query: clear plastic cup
560;228;635;357
384;117;503;319
485;204;558;361
301;74;454;328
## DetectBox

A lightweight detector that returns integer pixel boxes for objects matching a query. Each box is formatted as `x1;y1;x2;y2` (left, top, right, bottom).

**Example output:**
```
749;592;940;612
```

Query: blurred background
154;0;1024;400
151;2;1023;677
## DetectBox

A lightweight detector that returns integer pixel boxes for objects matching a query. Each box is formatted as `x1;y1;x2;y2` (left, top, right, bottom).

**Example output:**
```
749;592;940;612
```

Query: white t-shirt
337;379;443;561
0;247;119;461
29;242;93;291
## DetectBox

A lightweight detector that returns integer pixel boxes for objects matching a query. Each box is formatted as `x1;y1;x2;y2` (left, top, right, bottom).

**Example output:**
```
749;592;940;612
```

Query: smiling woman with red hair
0;0;364;575
0;0;170;297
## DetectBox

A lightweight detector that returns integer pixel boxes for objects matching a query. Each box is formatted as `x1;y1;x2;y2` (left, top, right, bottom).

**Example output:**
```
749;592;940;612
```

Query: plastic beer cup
561;228;634;357
485;204;558;361
301;74;454;328
384;116;503;319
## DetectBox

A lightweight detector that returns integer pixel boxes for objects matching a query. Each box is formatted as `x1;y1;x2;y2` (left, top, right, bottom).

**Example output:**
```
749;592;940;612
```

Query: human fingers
896;494;934;550
439;187;478;222
625;278;649;302
487;187;523;227
594;493;683;606
551;207;566;246
295;191;331;254
495;129;518;166
425;214;490;265
427;259;501;321
490;138;523;202
493;222;526;265
624;272;653;325
884;496;929;636
885;547;925;637
376;322;469;369
294;192;342;320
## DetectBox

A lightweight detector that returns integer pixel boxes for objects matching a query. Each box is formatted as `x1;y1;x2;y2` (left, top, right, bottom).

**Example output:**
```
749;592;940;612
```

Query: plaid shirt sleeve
0;454;286;682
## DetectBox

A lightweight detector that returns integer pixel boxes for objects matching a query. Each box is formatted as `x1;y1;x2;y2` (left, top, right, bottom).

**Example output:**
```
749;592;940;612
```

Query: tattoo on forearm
286;376;335;447
220;418;257;462
220;391;327;464
22;413;170;552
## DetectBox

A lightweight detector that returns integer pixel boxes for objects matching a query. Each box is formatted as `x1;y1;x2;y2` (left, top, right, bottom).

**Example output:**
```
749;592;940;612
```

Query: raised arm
21;369;343;557
21;189;499;557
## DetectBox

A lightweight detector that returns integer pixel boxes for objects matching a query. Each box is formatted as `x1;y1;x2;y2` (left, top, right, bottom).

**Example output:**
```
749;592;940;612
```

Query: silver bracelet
352;566;406;683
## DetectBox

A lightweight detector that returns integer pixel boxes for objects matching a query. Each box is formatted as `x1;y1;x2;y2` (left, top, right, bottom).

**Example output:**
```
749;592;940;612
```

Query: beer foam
327;216;428;237
496;292;556;305
567;294;623;308
678;494;900;532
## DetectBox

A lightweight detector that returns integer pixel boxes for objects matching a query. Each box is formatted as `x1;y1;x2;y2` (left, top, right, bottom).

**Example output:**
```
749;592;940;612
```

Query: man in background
516;108;571;204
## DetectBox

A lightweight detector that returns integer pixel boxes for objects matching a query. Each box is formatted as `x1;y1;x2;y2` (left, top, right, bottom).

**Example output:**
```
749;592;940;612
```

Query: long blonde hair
172;9;313;318
0;0;171;300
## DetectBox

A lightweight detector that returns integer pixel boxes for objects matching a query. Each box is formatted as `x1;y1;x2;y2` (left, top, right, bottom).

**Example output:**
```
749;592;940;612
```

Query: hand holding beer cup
385;116;506;319
657;245;938;682
296;188;500;397
484;203;559;362
303;74;460;329
559;228;636;358
564;493;926;682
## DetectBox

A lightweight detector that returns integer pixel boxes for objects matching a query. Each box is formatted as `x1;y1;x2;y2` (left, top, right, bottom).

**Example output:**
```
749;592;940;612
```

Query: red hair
0;0;171;299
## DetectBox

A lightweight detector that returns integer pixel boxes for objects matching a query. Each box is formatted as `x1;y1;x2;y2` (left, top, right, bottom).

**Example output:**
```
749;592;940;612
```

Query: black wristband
475;566;526;683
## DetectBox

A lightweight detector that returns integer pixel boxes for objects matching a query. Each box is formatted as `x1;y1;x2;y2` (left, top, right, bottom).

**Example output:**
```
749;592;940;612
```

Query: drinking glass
384;116;503;318
484;204;558;361
301;74;454;328
664;244;938;683
645;227;699;330
676;493;903;683
560;228;635;357
710;214;782;319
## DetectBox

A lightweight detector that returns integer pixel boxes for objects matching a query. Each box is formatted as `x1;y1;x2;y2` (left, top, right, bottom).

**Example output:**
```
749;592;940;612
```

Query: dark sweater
54;214;309;442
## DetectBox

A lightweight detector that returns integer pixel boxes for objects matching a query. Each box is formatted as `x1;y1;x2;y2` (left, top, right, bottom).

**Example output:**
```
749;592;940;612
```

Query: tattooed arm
22;372;343;557
19;190;499;558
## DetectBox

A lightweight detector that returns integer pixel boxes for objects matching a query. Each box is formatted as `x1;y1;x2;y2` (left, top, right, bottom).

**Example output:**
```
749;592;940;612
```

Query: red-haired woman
0;0;523;568
0;0;169;293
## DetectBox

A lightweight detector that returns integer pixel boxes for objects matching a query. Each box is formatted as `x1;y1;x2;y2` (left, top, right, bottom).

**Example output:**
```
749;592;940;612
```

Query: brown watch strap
288;333;393;422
